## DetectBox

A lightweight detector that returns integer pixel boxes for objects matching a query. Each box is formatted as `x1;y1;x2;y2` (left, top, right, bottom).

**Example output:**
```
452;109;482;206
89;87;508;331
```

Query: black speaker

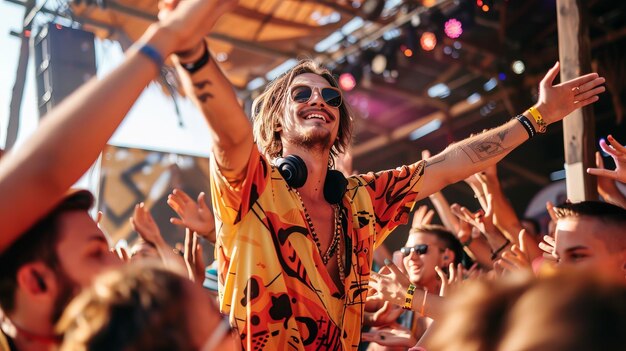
33;23;96;117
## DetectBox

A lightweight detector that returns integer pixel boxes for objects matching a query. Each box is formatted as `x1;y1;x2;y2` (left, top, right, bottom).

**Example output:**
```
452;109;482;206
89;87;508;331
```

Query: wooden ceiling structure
9;0;626;230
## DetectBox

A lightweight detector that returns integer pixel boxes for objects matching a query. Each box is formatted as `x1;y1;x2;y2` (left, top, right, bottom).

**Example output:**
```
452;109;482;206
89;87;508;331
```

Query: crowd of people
0;0;624;350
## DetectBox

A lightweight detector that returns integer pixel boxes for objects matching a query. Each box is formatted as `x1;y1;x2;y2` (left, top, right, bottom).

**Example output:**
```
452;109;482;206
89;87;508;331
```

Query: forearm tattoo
461;128;511;163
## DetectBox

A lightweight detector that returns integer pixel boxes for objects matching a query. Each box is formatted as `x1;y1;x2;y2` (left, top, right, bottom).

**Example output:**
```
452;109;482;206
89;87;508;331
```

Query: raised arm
0;0;240;252
418;62;605;199
166;0;253;183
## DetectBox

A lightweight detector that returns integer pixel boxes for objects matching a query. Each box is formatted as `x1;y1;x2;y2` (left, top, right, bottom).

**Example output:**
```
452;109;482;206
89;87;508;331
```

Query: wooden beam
353;87;516;156
359;84;449;111
557;0;597;201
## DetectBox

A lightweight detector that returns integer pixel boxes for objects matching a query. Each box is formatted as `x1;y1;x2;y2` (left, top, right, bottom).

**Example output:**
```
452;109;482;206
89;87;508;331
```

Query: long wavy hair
252;59;353;163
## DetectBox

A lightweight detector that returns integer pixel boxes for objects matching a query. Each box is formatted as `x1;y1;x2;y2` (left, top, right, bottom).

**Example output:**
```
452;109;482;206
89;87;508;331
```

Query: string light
339;73;357;91
444;18;463;39
420;32;437;51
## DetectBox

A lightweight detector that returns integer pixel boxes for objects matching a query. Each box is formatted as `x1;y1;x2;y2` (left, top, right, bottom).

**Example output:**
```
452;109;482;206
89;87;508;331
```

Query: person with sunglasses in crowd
151;1;607;350
363;225;465;350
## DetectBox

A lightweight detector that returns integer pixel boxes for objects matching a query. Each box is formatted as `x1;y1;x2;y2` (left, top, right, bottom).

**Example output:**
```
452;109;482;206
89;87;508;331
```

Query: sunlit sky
0;1;213;157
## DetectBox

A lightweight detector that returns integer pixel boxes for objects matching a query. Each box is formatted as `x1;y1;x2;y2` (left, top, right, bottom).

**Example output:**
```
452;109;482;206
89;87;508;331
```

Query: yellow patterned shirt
210;147;424;351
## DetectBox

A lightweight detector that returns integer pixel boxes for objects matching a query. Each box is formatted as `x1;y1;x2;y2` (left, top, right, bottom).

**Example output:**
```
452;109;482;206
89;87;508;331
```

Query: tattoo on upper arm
197;92;214;102
425;153;446;168
193;80;212;90
192;79;214;102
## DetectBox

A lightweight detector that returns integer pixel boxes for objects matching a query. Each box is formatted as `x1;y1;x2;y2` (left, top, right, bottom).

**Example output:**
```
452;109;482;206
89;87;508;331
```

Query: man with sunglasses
363;225;463;351
170;4;605;346
401;225;464;294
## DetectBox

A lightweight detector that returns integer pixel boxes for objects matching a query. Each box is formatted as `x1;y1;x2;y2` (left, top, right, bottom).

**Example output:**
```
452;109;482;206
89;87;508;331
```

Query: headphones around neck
275;155;347;205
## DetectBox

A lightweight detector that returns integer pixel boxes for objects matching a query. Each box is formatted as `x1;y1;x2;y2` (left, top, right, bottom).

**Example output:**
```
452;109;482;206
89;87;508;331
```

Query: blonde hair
252;59;353;162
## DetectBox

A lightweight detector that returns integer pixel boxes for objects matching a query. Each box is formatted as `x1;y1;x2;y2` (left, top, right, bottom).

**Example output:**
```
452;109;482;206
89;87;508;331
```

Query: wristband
491;239;510;260
515;114;536;139
137;44;164;68
403;284;416;310
527;106;547;133
180;40;211;74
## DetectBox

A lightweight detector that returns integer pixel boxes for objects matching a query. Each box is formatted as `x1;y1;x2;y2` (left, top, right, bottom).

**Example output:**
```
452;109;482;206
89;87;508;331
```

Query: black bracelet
180;40;211;74
515;115;535;139
491;239;510;260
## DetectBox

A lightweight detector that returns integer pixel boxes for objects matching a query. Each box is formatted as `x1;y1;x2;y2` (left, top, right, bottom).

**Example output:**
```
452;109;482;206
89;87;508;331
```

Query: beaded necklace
293;189;346;281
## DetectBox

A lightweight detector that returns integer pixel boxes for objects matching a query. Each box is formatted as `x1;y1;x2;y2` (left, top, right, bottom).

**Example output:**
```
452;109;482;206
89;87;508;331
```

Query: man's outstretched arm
418;62;605;199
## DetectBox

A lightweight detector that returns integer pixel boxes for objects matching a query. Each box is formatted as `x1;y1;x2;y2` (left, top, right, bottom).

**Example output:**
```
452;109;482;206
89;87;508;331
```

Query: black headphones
275;155;347;205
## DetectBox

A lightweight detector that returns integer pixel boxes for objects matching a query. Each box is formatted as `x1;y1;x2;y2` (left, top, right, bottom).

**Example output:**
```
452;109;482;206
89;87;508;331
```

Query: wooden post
556;0;597;201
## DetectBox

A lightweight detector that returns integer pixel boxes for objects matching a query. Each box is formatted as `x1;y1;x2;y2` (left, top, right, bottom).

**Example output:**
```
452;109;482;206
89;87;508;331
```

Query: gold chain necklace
293;189;345;281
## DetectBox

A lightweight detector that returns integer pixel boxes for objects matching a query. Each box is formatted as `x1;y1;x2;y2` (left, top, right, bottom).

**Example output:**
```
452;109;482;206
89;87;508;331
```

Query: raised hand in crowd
539;234;558;262
184;228;205;285
451;203;510;257
114;244;131;263
435;263;466;297
587;135;626;183
412;205;435;228
495;229;535;274
474;166;525;244
592;151;626;208
130;202;187;273
168;188;216;243
368;260;444;320
368;261;413;307
452;205;494;268
587;136;626;208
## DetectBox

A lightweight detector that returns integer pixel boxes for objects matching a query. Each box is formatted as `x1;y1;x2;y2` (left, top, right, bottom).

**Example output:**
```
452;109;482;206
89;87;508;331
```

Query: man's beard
50;268;79;325
288;125;332;153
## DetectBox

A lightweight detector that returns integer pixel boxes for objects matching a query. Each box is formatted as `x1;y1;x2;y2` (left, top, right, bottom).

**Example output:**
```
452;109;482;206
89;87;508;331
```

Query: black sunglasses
290;85;343;108
400;244;430;257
